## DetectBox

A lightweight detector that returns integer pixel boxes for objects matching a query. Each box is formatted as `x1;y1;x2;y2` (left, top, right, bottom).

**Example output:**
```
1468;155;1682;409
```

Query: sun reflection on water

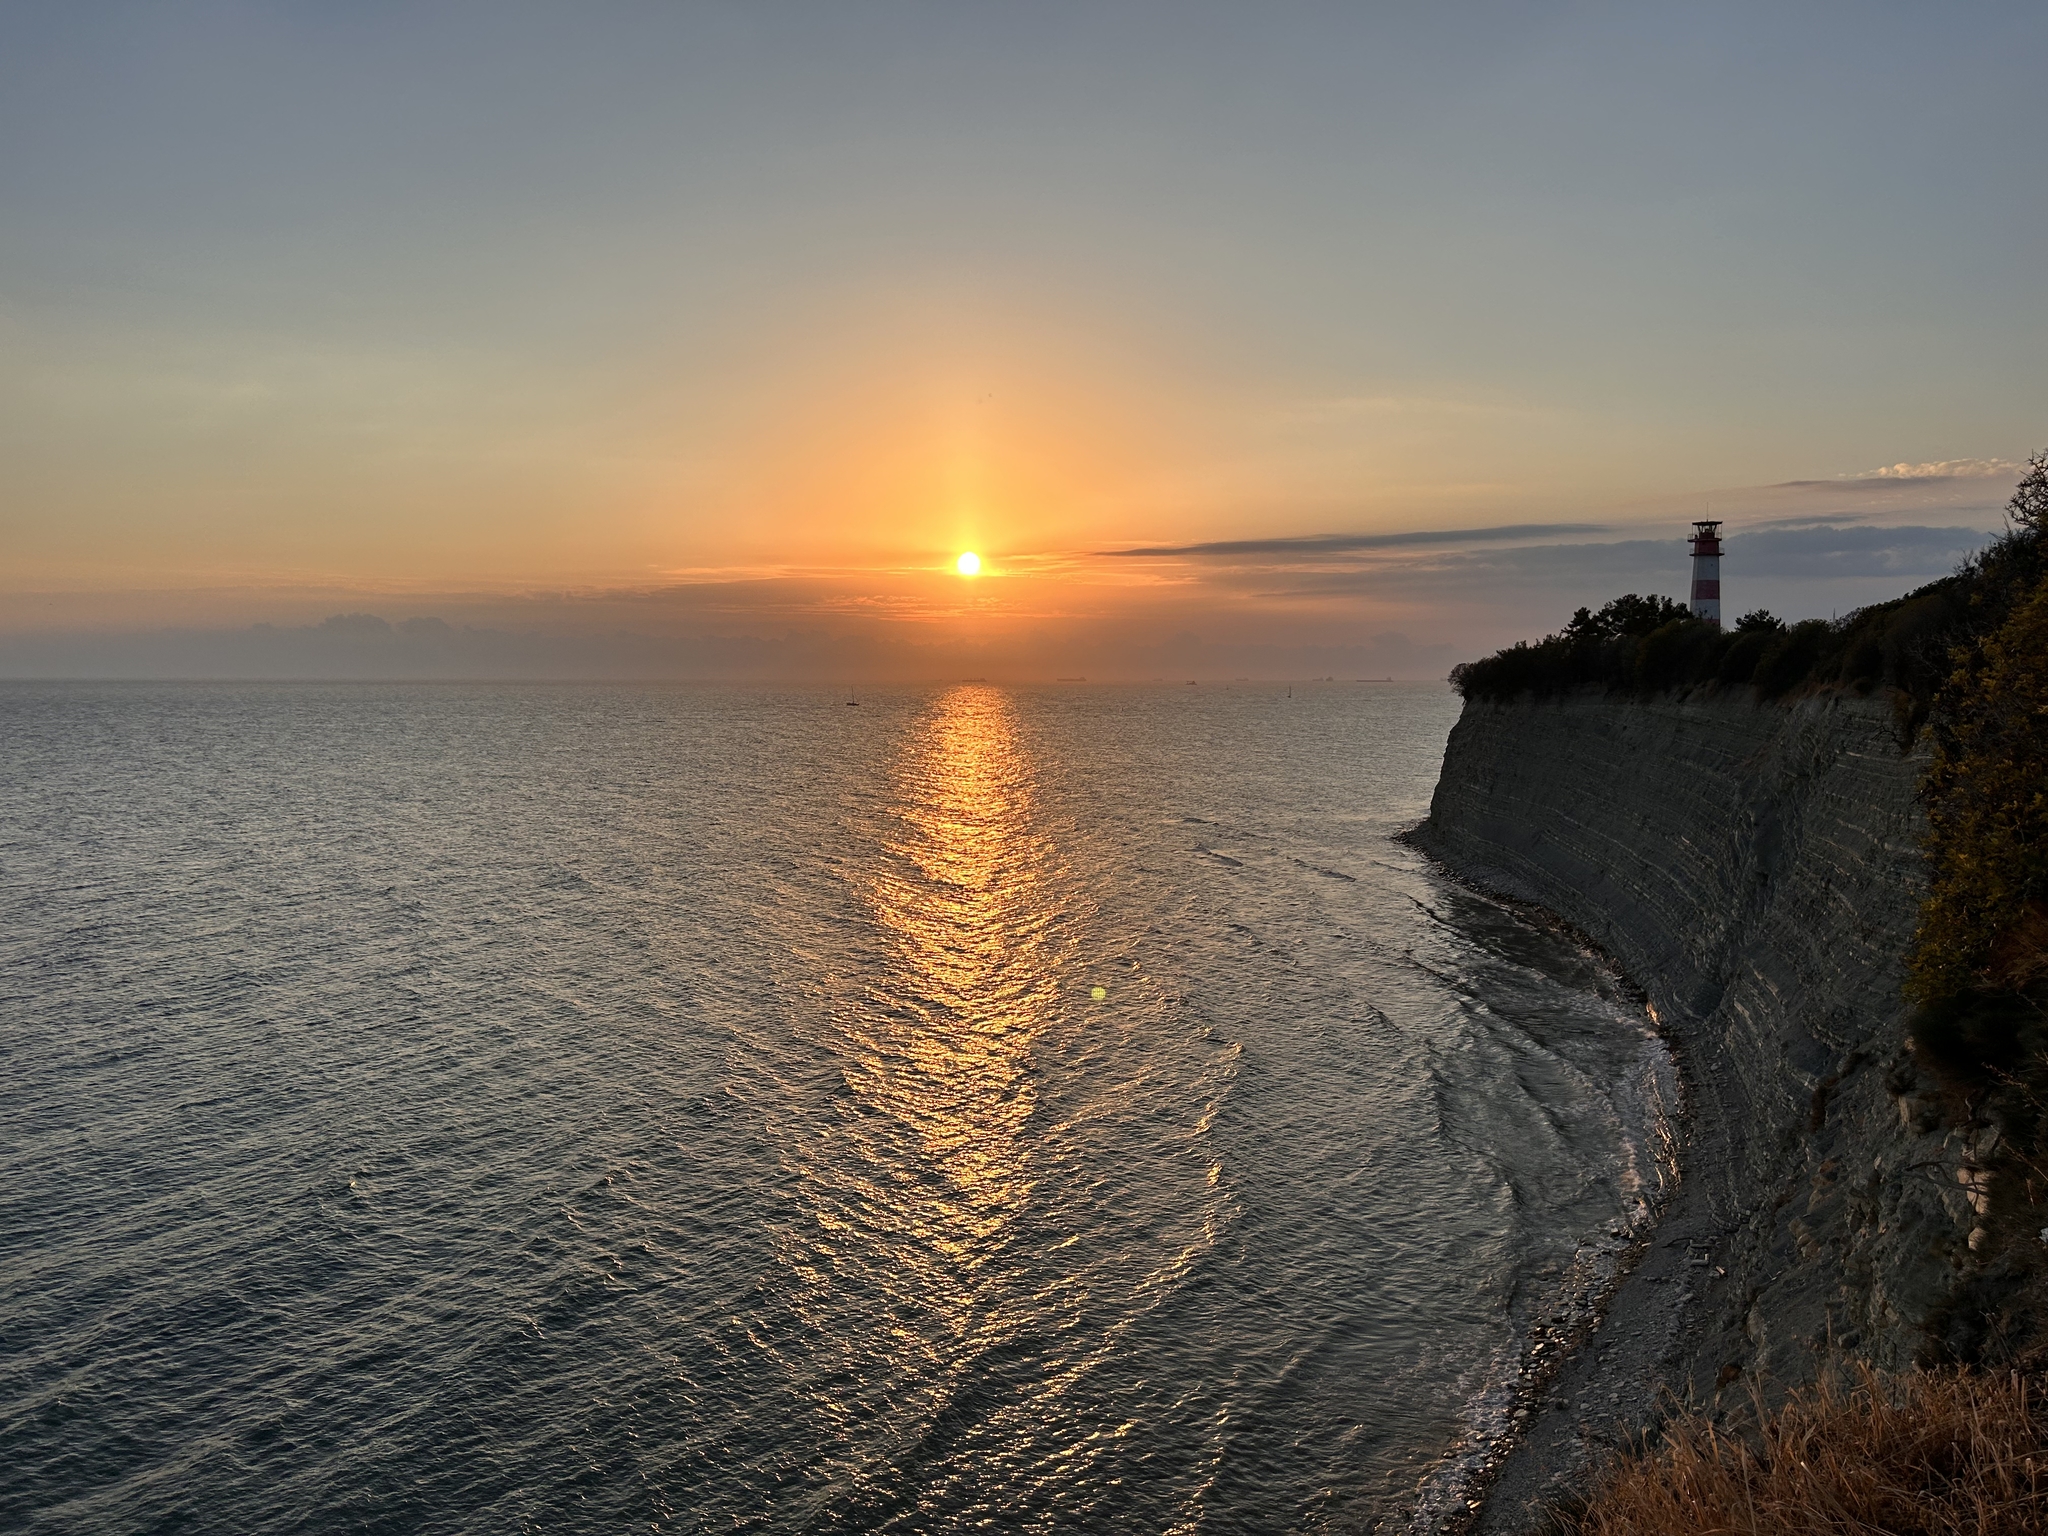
755;685;1246;1524
847;684;1055;1270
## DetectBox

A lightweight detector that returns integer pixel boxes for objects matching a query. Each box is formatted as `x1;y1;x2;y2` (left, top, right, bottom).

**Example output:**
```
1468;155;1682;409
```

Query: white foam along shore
1403;687;1985;1533
1394;841;1681;1534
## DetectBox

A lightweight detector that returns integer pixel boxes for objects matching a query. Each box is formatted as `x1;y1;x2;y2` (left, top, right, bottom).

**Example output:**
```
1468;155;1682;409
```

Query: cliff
1409;687;1995;1528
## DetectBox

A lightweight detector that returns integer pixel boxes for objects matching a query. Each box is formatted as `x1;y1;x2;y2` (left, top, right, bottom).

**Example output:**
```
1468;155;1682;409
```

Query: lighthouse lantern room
1689;520;1723;626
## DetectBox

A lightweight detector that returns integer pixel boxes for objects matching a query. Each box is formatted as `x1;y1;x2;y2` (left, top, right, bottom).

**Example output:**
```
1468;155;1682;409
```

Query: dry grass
1564;1367;2048;1536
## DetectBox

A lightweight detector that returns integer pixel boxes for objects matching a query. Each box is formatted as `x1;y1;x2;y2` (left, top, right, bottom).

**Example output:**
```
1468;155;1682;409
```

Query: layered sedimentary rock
1411;688;1995;1518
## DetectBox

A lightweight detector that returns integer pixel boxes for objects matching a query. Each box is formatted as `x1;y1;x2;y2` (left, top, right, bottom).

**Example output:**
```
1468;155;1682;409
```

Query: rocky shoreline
1404;687;1986;1532
1391;835;1684;1533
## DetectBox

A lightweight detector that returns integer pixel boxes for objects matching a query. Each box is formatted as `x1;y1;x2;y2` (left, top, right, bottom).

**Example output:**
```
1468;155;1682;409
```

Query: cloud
0;612;1459;682
1733;523;1995;576
1734;510;1891;530
1098;522;1609;558
1858;458;2021;481
1775;457;2023;491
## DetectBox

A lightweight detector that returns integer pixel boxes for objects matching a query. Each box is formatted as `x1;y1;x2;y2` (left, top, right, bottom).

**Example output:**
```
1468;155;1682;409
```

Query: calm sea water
0;682;1668;1533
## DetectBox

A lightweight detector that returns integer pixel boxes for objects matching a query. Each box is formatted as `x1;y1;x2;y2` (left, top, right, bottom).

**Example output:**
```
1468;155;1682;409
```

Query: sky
2;2;2044;679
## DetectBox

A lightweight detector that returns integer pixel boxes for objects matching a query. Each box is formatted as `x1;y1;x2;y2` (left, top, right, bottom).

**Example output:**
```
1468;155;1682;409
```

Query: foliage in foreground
1909;454;2048;1008
1562;1367;2048;1536
1894;456;2048;1360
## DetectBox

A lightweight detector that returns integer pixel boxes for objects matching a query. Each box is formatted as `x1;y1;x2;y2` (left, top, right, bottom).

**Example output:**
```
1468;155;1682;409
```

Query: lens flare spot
1091;985;1107;1000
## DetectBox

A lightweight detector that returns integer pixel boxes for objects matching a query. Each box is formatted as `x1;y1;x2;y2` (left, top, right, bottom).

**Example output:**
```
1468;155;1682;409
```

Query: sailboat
846;684;859;706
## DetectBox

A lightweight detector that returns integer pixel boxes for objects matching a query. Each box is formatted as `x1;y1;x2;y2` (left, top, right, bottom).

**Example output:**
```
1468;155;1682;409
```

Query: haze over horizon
4;4;2043;678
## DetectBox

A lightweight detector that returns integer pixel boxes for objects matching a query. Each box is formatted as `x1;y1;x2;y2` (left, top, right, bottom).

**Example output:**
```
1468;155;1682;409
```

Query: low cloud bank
0;611;1457;684
1130;521;2002;643
1100;522;1608;557
1227;523;1992;595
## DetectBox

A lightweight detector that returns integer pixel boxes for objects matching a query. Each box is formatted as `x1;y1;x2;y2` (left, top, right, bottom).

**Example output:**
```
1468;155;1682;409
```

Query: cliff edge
1410;688;1992;1529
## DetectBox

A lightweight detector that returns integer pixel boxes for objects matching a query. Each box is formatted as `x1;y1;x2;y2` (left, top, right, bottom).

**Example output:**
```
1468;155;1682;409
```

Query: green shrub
1841;638;1884;691
1633;618;1713;691
1907;990;2042;1091
1753;619;1831;698
1717;627;1775;684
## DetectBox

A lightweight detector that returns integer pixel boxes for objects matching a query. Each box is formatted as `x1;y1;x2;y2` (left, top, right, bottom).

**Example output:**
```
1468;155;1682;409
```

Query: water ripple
1;680;1662;1532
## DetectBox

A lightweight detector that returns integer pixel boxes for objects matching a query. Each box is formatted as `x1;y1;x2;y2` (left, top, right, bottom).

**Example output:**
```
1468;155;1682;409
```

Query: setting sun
955;551;982;576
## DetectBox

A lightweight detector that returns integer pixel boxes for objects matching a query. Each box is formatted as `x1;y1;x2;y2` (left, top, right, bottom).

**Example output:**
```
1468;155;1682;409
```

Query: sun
955;551;981;577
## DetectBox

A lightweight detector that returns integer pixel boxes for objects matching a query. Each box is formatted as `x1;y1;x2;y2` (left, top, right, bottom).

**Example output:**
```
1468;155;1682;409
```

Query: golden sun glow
955;551;982;576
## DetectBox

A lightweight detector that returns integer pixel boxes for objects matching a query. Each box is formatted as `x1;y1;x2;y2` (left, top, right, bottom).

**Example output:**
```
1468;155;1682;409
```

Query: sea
0;681;1674;1534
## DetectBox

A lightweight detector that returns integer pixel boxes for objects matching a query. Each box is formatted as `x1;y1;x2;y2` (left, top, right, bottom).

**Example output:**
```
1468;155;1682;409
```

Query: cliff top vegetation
1449;580;1968;714
1450;460;2048;718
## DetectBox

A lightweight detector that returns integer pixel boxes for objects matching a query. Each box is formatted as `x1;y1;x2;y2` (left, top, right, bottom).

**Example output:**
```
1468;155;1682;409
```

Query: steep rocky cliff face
1412;688;1999;1517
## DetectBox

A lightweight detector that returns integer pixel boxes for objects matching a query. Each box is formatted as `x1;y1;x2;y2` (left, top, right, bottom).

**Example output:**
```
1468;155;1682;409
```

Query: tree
1562;593;1689;641
2009;450;2048;538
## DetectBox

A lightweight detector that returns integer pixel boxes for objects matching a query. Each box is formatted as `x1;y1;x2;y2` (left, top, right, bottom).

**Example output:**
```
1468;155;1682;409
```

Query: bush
1908;990;2044;1092
1561;1367;2048;1536
1876;589;1969;695
1716;628;1775;685
1841;637;1884;691
1753;619;1831;698
1635;618;1720;692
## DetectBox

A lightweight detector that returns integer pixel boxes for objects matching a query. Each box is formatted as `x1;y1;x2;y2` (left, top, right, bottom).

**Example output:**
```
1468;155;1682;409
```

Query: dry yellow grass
1564;1367;2048;1536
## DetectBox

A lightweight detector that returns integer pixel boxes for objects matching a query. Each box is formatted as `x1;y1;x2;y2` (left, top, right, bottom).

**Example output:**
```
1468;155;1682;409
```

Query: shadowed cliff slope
1422;688;1972;1366
1410;689;2006;1527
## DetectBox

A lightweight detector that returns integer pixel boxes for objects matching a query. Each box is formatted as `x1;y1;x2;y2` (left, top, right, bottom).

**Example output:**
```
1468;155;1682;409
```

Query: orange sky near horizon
4;290;1663;605
1;5;2042;677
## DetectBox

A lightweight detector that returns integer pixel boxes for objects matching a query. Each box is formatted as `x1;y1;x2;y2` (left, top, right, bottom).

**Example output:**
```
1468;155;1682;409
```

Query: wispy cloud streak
1775;457;2023;492
1098;523;1610;558
1229;523;1996;600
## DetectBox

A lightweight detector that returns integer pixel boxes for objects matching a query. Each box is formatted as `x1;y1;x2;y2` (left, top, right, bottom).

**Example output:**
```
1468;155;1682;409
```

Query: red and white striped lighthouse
1689;520;1723;625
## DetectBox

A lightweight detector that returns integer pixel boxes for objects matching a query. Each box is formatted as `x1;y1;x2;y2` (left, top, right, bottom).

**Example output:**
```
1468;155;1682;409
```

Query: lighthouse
1689;520;1723;626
